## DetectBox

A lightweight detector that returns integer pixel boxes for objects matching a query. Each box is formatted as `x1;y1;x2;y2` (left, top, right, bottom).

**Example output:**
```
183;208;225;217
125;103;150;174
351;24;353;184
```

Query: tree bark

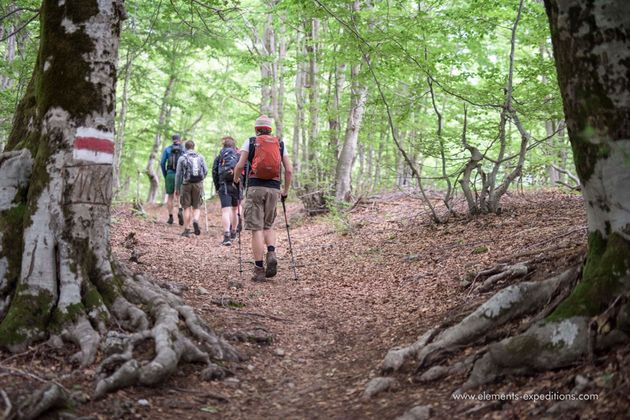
335;62;368;202
0;3;18;90
292;38;306;188
145;75;175;204
261;10;274;116
113;49;132;194
544;0;630;319
0;0;125;352
305;17;320;167
328;62;346;161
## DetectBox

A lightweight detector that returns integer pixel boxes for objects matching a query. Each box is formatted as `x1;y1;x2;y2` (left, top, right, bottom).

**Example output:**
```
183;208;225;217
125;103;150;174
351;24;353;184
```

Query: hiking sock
167;214;174;224
255;260;264;268
193;220;201;236
177;208;184;225
267;245;275;252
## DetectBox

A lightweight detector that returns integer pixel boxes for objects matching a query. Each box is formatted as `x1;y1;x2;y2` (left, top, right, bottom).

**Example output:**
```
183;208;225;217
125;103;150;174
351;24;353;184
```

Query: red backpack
248;135;283;180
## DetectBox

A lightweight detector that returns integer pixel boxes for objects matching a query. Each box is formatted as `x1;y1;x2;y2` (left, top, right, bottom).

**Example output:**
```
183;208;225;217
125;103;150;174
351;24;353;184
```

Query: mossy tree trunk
544;0;630;319
0;0;238;396
0;0;125;354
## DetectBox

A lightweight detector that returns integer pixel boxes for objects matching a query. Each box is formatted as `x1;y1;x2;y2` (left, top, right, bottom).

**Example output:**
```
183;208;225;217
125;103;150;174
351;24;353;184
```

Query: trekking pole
281;198;298;281
237;197;243;280
203;187;209;233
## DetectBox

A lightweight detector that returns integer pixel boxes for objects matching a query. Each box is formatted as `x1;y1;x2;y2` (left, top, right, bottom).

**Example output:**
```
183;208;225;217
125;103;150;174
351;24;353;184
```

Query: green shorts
165;172;176;194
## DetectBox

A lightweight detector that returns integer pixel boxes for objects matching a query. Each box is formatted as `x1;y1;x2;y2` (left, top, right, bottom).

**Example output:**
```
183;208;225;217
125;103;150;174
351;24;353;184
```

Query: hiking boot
193;221;201;236
230;230;237;240
177;208;184;226
222;234;232;246
181;229;192;238
265;251;278;278
167;214;174;224
251;266;266;282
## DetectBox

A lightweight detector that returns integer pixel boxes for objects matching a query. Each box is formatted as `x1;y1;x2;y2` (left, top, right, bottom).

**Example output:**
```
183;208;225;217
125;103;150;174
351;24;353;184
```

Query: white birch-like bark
145;76;175;204
335;62;368;202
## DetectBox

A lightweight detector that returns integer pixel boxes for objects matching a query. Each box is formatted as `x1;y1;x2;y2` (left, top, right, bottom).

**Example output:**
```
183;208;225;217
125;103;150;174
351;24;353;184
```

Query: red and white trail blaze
72;127;114;164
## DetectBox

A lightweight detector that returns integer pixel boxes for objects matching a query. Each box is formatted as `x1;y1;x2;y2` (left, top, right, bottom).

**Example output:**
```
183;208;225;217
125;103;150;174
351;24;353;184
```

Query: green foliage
324;197;353;236
1;0;571;204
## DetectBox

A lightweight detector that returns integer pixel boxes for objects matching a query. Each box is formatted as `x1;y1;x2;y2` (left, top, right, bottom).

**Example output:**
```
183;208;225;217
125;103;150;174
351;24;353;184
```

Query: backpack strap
247;137;256;164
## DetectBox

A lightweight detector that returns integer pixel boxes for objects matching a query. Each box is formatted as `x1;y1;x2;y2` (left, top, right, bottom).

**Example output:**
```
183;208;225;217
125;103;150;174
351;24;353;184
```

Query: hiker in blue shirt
160;134;184;225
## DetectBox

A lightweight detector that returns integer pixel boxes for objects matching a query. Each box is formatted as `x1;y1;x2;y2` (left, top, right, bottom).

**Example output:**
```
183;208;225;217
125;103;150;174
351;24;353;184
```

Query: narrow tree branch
0;11;39;43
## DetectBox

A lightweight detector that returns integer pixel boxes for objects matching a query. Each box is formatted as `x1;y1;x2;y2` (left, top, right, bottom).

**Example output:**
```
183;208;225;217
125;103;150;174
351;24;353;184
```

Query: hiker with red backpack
175;140;208;238
160;134;184;225
233;115;293;282
212;136;242;246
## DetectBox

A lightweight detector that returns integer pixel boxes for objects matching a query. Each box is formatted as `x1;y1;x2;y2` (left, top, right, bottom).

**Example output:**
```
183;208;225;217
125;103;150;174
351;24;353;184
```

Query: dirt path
106;190;596;419
3;190;627;419
109;195;441;419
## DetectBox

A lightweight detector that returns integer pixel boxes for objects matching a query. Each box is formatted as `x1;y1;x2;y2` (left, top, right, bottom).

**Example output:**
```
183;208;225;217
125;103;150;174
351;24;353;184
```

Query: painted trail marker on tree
73;127;115;164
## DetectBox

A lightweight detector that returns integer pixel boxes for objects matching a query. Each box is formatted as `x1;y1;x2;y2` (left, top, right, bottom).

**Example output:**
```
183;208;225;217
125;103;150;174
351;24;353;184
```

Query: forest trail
5;190;624;419
105;190;598;419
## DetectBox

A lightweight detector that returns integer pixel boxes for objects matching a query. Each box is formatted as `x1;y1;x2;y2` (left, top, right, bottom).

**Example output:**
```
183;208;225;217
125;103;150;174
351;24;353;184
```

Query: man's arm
159;147;169;177
211;155;220;190
200;155;208;178
281;154;293;197
232;151;248;184
175;157;184;192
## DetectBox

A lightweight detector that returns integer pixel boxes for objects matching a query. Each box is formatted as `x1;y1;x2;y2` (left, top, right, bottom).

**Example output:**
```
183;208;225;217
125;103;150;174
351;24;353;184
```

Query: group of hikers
159;115;293;282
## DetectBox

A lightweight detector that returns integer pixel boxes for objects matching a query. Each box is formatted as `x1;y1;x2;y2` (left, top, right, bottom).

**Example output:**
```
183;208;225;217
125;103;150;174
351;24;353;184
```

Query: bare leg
221;207;231;233
263;229;276;248
174;192;181;211
230;207;238;232
192;208;201;223
184;207;192;230
251;230;265;261
167;194;174;215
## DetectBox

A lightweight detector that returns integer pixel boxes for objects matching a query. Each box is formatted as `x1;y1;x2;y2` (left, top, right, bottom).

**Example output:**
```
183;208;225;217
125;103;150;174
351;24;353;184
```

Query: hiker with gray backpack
233;115;293;282
212;136;243;246
175;140;208;237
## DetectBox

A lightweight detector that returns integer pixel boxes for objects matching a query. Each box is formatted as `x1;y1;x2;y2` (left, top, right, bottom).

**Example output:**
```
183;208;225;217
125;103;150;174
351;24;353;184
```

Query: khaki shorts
181;182;203;209
244;186;279;230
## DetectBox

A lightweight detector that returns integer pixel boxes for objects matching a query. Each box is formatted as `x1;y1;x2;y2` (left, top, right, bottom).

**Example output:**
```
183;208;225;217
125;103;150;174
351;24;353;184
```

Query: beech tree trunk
335;62;368;202
328;62;345;161
0;3;17;90
544;0;630;319
0;0;125;352
0;1;238;396
292;42;306;188
305;17;320;169
145;75;174;204
260;10;274;116
113;50;132;194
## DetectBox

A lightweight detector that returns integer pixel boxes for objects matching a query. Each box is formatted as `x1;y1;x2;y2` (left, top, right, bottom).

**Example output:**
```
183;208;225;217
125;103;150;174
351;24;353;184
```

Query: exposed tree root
381;266;579;374
1;390;11;420
468;261;529;293
13;383;68;420
93;263;241;398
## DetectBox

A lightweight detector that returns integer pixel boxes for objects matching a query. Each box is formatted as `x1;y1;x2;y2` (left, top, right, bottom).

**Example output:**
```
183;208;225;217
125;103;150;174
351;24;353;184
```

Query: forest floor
1;189;629;419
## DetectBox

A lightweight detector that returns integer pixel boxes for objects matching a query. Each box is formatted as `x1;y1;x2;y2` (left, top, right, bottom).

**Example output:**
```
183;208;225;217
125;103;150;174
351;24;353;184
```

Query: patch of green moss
0;288;54;348
548;232;630;321
51;302;84;331
472;246;488;254
0;204;27;293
